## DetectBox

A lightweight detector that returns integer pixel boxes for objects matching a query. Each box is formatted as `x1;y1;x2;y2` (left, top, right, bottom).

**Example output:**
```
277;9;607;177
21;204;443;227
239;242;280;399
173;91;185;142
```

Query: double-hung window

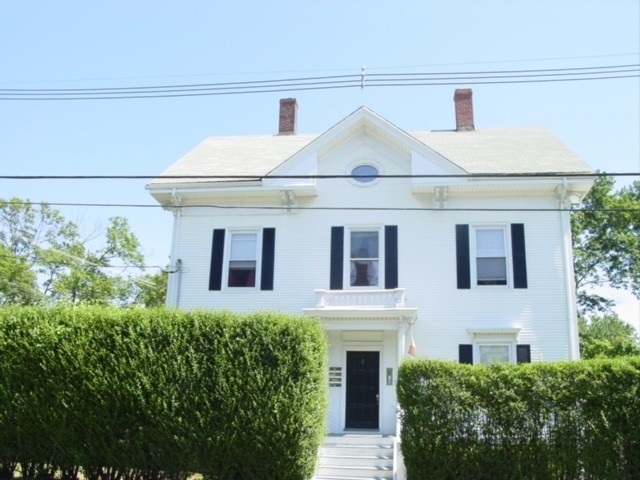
456;223;528;289
228;233;257;287
330;225;398;290
475;228;507;286
209;228;275;291
350;231;379;287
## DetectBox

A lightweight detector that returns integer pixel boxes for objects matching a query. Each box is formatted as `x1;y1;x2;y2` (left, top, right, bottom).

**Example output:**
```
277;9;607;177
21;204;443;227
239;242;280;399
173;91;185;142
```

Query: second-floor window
228;233;258;287
350;231;379;287
456;223;528;289
475;228;507;286
208;228;275;291
330;225;398;290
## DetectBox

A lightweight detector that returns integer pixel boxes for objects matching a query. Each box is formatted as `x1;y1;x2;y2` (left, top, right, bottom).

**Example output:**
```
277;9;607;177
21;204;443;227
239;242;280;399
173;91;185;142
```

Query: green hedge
397;358;640;480
0;306;328;480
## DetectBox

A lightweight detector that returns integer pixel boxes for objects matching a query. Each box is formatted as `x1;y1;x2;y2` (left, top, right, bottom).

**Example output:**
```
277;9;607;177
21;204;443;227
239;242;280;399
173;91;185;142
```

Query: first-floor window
459;342;531;364
478;344;510;364
350;231;379;287
228;233;257;287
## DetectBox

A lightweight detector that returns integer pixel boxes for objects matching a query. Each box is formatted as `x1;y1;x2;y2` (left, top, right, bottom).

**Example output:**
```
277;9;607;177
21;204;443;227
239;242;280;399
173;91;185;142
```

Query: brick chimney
454;89;474;131
278;98;298;135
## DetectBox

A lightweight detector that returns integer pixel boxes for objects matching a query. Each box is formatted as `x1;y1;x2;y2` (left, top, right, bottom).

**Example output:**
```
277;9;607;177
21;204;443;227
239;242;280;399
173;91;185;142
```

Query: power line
0;64;637;101
3;52;636;86
2;200;638;213
1;172;638;180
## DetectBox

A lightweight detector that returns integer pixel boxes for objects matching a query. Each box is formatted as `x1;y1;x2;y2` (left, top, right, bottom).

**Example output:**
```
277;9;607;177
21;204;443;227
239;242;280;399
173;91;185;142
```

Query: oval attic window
351;164;379;183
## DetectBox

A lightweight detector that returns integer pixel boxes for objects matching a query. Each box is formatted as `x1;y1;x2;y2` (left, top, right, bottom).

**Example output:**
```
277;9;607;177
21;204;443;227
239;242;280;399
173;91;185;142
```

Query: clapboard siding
165;136;578;362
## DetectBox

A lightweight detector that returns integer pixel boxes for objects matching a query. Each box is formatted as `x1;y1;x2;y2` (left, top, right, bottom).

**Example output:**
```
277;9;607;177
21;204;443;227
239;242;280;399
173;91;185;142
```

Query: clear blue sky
1;1;638;323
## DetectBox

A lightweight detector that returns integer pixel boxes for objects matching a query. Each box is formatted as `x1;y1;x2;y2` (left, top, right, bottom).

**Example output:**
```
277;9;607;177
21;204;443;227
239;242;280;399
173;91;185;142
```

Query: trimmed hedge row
397;358;640;480
0;306;328;480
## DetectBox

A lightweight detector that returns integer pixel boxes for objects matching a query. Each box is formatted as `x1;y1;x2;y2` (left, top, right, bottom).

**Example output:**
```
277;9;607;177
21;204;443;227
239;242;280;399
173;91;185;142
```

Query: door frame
342;345;383;431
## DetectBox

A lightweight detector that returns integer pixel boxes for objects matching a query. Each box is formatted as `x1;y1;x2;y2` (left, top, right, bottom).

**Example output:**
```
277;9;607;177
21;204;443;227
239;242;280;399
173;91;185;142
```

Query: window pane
229;233;257;287
476;229;505;257
479;345;510;365
230;233;257;260
477;257;507;285
228;263;256;287
350;260;379;286
351;231;378;259
352;165;378;183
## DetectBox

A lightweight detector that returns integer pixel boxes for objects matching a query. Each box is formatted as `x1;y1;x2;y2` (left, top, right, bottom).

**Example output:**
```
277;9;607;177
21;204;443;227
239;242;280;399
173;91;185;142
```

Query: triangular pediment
263;106;467;190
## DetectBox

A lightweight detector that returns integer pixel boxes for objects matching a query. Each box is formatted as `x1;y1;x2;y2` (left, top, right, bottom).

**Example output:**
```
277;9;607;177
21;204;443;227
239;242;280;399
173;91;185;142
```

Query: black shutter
456;225;471;289
385;225;398;289
209;229;225;291
260;228;275;291
330;227;344;290
511;223;528;289
516;344;531;364
459;344;473;364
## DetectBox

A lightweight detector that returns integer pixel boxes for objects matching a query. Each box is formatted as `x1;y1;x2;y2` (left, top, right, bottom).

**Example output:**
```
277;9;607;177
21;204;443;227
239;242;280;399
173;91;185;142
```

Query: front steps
313;433;395;480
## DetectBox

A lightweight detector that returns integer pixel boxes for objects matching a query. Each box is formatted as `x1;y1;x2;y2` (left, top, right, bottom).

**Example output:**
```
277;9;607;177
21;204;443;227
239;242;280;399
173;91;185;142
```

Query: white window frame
222;229;262;291
477;343;513;365
471;225;511;288
467;328;520;365
345;226;384;289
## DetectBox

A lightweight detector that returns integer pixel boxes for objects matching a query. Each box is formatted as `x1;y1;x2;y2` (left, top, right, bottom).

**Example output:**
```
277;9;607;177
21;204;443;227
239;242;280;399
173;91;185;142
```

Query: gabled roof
148;133;319;186
411;128;590;174
146;106;592;190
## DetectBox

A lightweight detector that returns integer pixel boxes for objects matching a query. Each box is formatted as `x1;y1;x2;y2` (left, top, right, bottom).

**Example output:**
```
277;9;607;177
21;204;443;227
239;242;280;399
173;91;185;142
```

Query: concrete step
316;465;393;479
319;454;393;468
313;434;395;480
314;476;392;480
321;444;392;454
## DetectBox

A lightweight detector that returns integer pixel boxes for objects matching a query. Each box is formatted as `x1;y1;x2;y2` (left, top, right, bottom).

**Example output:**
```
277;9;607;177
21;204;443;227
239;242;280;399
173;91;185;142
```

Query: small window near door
350;231;379;287
478;345;510;365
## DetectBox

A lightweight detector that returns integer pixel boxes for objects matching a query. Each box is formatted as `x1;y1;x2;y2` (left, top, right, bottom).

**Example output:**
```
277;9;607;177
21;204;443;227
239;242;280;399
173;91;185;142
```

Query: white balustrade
315;288;406;309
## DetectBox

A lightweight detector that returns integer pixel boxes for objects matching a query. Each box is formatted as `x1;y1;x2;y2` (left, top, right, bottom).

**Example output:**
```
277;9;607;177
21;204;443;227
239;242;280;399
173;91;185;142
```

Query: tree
133;270;168;307
571;176;640;315
0;198;151;306
578;314;640;359
0;243;41;305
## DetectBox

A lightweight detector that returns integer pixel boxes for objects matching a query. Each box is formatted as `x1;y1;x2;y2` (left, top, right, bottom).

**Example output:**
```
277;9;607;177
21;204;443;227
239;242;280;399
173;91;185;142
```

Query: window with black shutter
208;228;275;291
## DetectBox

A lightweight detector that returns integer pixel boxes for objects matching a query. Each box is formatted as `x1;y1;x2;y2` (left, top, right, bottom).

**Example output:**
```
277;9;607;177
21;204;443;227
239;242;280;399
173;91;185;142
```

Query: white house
147;90;592;477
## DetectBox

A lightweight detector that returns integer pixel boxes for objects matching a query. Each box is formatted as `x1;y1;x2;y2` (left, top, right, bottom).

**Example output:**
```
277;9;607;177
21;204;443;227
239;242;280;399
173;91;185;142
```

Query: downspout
559;179;580;359
168;189;183;308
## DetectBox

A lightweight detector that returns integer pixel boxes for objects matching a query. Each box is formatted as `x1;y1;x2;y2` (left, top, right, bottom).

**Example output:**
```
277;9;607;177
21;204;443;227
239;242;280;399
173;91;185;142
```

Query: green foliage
0;244;41;305
397;358;640;480
571;176;640;315
134;270;168;307
579;314;640;359
0;307;327;480
0;198;151;306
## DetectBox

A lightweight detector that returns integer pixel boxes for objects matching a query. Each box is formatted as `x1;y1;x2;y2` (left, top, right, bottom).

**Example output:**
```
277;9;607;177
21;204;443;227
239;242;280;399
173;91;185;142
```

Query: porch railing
313;288;406;309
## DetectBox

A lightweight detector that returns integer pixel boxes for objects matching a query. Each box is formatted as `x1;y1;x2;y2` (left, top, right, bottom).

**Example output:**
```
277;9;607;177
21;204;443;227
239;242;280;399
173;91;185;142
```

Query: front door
345;351;380;429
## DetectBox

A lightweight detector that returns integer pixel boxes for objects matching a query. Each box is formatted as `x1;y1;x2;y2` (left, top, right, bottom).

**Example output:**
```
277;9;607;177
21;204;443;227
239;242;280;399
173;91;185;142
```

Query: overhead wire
1;172;639;180
1;173;638;212
0;64;637;100
2;200;638;214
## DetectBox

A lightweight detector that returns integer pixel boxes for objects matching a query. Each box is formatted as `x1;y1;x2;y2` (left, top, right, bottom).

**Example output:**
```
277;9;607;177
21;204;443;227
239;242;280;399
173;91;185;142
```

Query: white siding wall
166;135;577;363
